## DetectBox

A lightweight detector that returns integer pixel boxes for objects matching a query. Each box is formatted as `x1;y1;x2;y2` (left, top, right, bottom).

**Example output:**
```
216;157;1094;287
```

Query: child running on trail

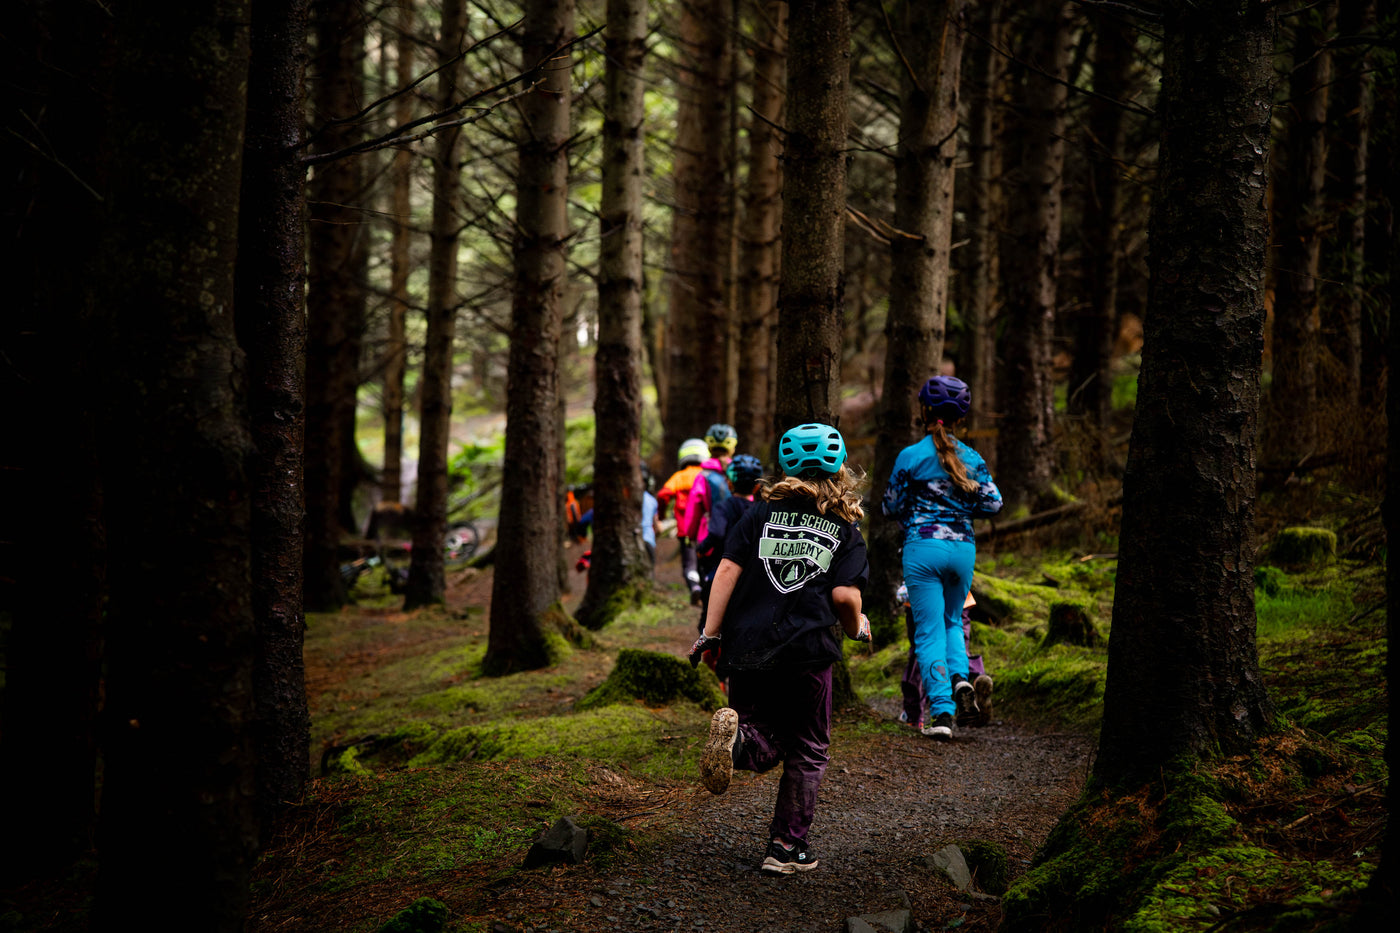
657;438;710;603
883;376;1002;740
692;454;765;674
689;423;871;875
683;423;739;546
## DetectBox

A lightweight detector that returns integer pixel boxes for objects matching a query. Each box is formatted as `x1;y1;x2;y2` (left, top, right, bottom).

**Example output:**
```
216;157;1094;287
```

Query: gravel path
490;711;1092;933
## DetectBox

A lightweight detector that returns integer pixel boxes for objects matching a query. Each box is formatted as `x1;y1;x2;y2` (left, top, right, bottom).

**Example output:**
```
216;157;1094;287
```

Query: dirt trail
471;540;1096;933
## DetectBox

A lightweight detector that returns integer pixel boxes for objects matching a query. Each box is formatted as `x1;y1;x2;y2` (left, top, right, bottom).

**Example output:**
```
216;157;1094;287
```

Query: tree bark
773;0;850;436
868;0;968;624
995;0;1072;512
1095;0;1277;788
405;0;468;610
576;0;650;629
734;0;787;459
662;0;735;462
90;3;259;927
0;1;108;875
1265;2;1334;465
236;0;312;818
1070;8;1134;431
958;0;1004;443
1324;0;1373;413
382;0;416;505
305;0;368;610
485;0;575;672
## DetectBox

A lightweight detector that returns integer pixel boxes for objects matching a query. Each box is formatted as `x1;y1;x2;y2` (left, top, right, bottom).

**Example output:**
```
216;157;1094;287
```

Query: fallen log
979;492;1123;542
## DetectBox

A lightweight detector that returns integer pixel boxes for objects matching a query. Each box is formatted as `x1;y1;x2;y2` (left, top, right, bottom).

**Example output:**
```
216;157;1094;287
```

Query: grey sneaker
761;840;819;874
701;708;739;794
973;674;994;726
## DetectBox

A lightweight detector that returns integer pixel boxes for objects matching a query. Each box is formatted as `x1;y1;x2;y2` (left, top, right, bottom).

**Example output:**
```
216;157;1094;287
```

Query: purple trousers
901;607;984;723
727;665;832;845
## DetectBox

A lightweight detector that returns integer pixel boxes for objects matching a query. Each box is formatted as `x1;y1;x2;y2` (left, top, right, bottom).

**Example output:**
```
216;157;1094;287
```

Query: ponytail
928;422;979;494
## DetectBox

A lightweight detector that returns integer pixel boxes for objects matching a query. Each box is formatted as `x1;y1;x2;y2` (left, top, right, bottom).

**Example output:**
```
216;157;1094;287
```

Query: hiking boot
700;708;740;794
953;675;980;727
898;710;924;732
760;839;819;874
921;712;953;740
973;674;994;726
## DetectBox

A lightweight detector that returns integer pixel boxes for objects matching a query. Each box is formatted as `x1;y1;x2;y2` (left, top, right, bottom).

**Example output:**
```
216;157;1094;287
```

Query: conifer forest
2;1;1397;930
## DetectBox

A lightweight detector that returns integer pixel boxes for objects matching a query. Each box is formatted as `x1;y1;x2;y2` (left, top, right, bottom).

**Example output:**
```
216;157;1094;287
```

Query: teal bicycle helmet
778;423;846;476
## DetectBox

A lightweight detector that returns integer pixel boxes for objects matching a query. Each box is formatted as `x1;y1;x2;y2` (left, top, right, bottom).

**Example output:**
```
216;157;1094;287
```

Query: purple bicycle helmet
918;376;971;423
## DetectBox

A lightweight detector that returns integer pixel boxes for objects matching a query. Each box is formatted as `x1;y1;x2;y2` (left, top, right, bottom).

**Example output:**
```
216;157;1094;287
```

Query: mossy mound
959;839;1010;895
378;897;448;933
1043;599;1101;648
322;722;442;775
1266;526;1337;568
576;648;724;711
970;572;1060;626
1002;732;1379;932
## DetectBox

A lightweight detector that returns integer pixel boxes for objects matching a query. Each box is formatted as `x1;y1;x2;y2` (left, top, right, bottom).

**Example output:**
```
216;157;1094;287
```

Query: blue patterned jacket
882;435;1002;543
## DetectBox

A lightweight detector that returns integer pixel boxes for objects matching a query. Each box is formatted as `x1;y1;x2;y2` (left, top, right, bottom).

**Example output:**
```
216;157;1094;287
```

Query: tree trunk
236;0;312;818
1069;8;1133;431
485;0;575;672
0;1;108;875
958;0;1004;445
773;0;850;436
734;0;787;459
996;0;1072;513
1265;2;1334;465
405;0;468;610
662;0;734;460
1095;0;1277;788
1324;0;1373;413
382;0;416;504
90;4;259;927
305;0;368;611
868;0;968;625
576;0;650;630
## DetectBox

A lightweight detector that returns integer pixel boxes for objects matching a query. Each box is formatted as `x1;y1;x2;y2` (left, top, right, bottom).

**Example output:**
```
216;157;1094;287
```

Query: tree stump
1267;526;1337;568
1044;601;1102;648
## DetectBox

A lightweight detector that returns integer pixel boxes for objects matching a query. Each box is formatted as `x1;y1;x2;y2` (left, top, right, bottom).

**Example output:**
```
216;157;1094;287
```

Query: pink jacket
684;457;729;541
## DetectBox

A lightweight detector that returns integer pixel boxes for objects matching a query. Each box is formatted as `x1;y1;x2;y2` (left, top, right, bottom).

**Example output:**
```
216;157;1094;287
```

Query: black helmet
918;376;971;423
725;454;764;489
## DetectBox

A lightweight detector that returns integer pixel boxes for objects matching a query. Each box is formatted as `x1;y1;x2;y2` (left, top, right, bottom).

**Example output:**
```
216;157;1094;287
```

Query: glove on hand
688;633;721;667
848;613;871;643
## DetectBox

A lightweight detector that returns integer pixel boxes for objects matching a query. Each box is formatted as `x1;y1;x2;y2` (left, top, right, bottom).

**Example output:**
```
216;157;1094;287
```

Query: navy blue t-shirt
717;498;868;676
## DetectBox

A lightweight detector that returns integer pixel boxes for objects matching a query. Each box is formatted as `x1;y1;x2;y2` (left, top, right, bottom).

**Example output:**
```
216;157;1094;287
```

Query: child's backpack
701;466;731;506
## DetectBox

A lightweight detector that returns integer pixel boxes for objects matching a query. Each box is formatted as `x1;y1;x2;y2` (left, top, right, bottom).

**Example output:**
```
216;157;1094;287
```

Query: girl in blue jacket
882;377;1002;739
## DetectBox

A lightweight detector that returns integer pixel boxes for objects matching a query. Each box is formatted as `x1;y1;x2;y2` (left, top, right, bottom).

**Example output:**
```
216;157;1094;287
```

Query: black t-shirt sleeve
828;524;870;590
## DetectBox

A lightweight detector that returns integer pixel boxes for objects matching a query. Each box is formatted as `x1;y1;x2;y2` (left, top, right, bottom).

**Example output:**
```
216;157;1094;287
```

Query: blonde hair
929;422;979;494
762;465;866;523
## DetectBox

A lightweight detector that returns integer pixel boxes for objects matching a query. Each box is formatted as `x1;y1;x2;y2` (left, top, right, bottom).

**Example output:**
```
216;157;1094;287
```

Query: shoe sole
974;675;994;727
920;724;952;740
761;855;820;874
701;708;739;794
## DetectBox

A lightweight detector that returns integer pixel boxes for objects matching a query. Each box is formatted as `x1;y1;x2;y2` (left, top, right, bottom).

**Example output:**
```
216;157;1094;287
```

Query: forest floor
244;538;1094;933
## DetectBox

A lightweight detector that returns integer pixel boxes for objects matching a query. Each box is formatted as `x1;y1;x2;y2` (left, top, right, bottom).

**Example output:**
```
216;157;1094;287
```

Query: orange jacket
656;465;703;534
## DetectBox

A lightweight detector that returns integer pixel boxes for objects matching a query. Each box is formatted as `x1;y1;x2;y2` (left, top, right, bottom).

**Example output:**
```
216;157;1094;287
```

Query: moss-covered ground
996;554;1387;933
1;508;1383;932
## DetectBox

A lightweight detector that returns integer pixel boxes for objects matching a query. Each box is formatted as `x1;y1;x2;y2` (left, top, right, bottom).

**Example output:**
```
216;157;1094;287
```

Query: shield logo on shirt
759;519;838;594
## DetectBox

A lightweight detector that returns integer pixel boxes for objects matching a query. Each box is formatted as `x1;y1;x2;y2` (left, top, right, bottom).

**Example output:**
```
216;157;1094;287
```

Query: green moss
959;839;1010;895
409;703;712;782
970;572;1060;625
576;648;724;711
1267;526;1338;567
378;897;448;933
